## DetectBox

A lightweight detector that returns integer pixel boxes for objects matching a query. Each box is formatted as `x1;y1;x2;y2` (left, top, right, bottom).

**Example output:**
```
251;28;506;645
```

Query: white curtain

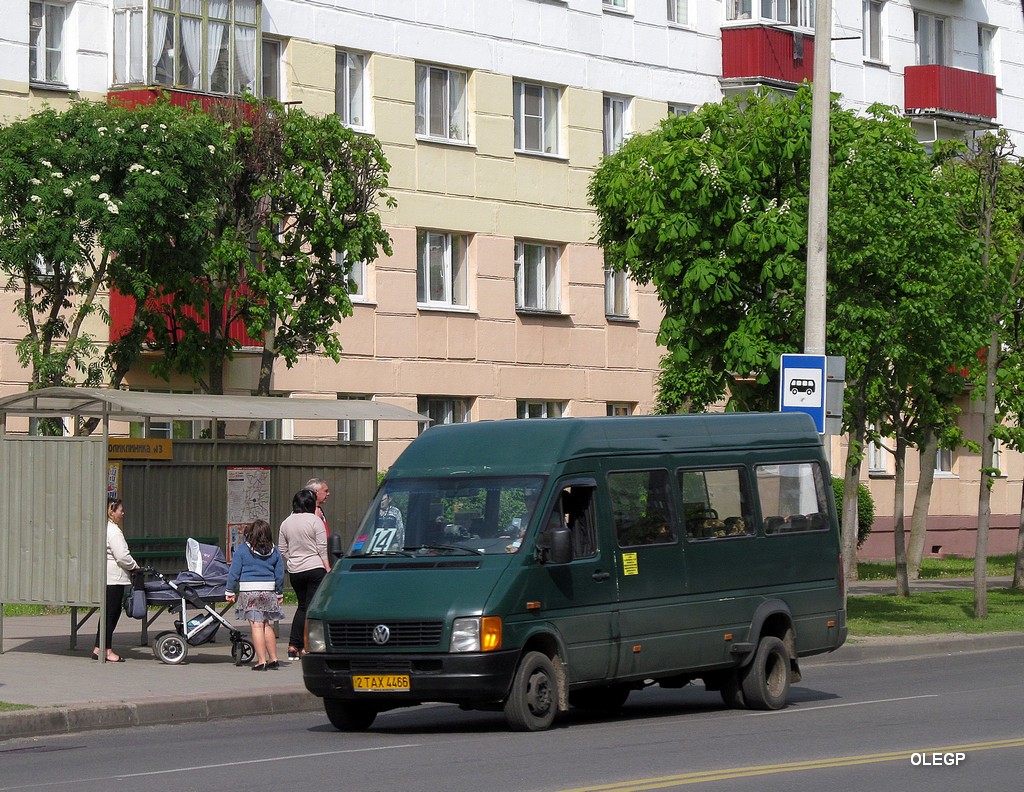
234;26;256;94
206;0;229;91
150;0;170;78
181;17;203;88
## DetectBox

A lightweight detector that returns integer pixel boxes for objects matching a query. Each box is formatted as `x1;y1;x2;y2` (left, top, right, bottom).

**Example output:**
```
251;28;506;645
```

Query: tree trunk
975;331;1000;618
247;325;278;440
893;437;910;597
908;429;938;579
842;421;866;581
1013;487;1024;591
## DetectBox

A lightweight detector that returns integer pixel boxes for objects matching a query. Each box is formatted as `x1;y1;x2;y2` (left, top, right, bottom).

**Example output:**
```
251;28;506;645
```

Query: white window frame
668;103;693;117
418;397;470;434
338;394;373;442
417;230;469;308
603;95;631;155
991;438;1002;476
415;63;468;143
513;81;560;155
863;0;884;62
515;241;561;312
336;251;367;302
128;389;197;439
867;425;889;474
667;0;688;25
607;403;633;417
113;0;145;85
518;400;564;419
978;25;996;76
29;0;66;85
603;0;628;9
788;0;814;29
726;0;753;20
605;267;630;318
336;50;367;129
915;12;947;66
935;447;954;476
151;0;260;96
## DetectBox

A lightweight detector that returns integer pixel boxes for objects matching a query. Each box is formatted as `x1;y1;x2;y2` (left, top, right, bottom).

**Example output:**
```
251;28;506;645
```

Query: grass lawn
857;553;1016;580
848;588;1024;636
0;702;34;713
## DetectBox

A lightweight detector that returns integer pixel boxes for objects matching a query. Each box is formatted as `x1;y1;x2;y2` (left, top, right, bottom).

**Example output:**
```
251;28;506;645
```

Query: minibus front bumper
302;650;521;705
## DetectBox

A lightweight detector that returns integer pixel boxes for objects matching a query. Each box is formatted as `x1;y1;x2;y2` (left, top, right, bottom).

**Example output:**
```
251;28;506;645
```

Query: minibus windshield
349;476;547;556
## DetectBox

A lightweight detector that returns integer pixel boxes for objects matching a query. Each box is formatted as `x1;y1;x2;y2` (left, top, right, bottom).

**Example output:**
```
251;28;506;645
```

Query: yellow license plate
352;674;411;692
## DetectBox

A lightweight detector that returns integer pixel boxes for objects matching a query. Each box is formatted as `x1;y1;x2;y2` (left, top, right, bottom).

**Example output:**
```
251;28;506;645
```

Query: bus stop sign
780;353;826;433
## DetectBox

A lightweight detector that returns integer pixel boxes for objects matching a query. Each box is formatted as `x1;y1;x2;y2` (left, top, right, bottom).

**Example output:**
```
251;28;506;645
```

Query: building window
337;252;367;301
114;0;144;84
978;25;996;75
128;390;196;439
29;1;66;84
935;447;953;475
418;397;470;434
515;241;560;312
417;231;469;308
338;394;372;442
518;400;564;419
726;0;812;25
415;63;468;142
603;95;630;155
668;103;693;117
336;50;366;128
151;0;260;95
667;0;688;25
915;12;946;66
605;267;630;317
513;81;559;155
261;37;280;99
603;0;628;9
607;403;632;416
991;438;1002;476
863;0;884;62
867;426;888;474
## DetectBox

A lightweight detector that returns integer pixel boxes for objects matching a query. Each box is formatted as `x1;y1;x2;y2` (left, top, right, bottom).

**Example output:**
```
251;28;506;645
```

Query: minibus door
530;480;617;684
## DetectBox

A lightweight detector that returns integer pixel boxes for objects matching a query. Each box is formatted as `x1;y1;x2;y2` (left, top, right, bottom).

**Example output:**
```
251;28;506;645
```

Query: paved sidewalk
2;578;1021;741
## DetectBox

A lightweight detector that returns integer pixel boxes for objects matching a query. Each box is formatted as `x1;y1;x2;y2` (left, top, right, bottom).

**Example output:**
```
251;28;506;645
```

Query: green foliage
847;588;1024;635
832;477;874;548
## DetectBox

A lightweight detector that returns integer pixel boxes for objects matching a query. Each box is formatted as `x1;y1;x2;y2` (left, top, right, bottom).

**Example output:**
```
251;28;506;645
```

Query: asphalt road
2;645;1021;792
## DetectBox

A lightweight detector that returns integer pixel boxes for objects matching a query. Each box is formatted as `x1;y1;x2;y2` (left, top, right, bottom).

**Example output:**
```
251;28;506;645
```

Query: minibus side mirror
542;525;573;566
328;532;345;562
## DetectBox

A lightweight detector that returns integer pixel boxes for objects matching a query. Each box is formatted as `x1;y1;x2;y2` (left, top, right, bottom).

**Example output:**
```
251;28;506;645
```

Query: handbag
124;573;148;619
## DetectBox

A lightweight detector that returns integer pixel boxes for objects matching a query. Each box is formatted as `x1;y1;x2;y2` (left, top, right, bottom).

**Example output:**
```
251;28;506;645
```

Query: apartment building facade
2;0;1024;557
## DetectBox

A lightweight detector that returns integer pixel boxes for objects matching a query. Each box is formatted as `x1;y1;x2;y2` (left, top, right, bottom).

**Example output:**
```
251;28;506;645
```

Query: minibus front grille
327;620;444;648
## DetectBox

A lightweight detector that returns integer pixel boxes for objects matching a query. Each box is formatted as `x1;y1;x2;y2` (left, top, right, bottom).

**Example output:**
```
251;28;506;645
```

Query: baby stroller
142;538;255;666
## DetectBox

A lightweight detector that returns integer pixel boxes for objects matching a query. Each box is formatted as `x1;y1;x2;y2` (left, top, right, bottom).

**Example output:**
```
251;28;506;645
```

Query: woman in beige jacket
93;498;139;662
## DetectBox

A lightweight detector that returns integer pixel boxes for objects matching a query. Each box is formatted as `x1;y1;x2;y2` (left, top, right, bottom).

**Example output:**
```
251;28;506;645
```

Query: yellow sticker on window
622;552;638;576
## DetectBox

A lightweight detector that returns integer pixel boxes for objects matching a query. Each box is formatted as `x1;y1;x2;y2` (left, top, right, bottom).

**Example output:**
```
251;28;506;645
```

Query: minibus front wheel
324;699;378;731
740;636;791;710
504;651;558;731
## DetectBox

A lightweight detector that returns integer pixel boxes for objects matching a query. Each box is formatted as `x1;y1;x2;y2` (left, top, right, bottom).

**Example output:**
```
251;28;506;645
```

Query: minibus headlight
306;619;326;653
450;616;502;653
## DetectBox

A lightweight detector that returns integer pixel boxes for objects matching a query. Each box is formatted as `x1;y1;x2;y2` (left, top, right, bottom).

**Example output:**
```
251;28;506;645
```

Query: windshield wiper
406;544;485;557
358;549;415;557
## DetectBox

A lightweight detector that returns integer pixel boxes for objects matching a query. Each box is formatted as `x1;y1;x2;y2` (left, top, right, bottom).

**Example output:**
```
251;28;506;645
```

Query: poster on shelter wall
107;462;121;499
226;466;271;559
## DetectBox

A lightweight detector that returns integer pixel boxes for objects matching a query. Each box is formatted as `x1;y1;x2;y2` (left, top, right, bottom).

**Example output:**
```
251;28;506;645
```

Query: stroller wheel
232;638;255;666
153;630;188;665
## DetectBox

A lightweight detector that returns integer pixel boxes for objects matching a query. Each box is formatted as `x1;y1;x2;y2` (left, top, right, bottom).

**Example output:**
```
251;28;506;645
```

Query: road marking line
764;694;939;712
559;737;1024;791
0;744;422;791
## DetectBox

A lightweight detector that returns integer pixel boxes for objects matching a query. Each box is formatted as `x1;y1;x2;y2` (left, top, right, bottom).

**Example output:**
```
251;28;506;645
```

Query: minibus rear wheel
740;636;790;710
324;699;378;731
504;651;558;731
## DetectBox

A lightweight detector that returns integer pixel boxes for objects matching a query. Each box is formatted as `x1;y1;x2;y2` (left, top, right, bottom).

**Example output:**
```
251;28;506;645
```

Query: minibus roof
390;412;822;478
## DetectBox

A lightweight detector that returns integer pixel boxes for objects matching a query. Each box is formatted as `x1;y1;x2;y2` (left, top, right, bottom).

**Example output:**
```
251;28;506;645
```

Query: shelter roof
0;387;427;423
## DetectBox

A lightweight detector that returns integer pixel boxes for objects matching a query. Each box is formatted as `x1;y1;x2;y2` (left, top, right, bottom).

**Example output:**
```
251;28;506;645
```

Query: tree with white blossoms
0;99;223;423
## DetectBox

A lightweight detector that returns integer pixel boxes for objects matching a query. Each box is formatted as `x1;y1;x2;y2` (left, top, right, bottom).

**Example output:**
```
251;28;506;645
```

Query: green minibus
302;413;847;731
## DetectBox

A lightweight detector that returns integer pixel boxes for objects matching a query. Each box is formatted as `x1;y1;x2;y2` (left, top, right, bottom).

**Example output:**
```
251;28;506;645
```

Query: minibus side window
608;469;677;547
536;485;598;560
755;462;830;535
679;467;753;540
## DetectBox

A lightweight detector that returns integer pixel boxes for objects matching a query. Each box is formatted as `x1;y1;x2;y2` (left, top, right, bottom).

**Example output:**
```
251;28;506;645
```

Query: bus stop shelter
0;387;426;659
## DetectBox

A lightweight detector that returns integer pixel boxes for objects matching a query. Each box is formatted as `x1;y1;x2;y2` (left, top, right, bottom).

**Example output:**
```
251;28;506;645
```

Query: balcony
108;87;250;114
109;290;263;349
721;25;815;90
904;65;997;125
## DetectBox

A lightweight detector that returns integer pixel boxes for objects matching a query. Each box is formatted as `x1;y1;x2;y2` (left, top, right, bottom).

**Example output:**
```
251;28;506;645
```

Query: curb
0;686;321;741
820;631;1024;663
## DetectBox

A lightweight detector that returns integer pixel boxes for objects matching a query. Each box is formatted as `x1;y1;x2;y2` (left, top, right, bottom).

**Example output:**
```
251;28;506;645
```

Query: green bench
129;535;220;572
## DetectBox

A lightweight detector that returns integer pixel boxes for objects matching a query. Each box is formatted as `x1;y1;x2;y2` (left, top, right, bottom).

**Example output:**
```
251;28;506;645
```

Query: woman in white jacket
93;498;139;662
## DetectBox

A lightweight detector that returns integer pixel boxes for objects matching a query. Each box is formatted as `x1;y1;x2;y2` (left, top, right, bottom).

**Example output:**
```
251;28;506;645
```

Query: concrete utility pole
804;0;832;356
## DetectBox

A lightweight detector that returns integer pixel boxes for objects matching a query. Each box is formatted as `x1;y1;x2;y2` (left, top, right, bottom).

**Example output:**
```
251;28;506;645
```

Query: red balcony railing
721;25;815;85
108;87;253;115
904;65;997;120
110;289;263;348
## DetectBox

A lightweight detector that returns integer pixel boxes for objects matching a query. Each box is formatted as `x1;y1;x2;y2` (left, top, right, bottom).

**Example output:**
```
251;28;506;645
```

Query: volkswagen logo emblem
372;624;391;645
